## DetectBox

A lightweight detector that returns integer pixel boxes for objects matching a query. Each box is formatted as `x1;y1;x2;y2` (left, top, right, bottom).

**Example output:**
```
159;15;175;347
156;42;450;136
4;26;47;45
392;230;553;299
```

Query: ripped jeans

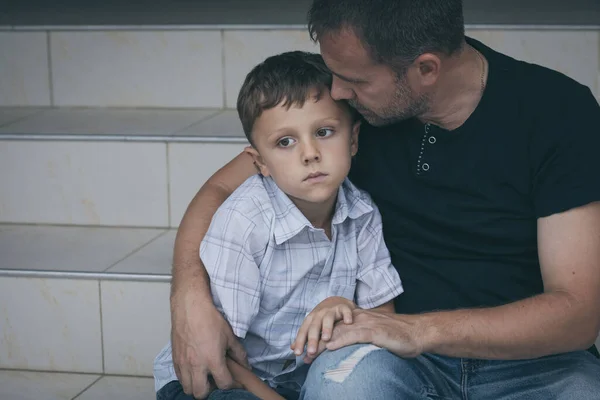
300;344;600;400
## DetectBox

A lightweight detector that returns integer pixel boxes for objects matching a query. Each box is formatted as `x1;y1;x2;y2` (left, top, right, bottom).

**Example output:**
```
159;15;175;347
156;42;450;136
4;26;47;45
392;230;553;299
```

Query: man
169;0;600;398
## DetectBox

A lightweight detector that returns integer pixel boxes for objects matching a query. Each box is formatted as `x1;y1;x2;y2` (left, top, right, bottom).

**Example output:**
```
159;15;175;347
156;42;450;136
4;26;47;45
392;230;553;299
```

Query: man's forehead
319;29;371;65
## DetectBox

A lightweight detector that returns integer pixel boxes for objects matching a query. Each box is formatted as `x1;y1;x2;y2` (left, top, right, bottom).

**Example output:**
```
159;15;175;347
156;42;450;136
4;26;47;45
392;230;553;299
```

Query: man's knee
300;344;424;399
554;358;600;400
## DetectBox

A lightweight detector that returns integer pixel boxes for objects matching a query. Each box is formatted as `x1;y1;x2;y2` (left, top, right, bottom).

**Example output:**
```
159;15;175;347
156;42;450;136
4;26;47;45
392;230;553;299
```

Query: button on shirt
154;175;403;391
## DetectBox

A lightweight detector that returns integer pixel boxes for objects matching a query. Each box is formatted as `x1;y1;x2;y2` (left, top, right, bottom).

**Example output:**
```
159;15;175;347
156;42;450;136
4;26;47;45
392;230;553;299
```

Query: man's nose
331;77;353;101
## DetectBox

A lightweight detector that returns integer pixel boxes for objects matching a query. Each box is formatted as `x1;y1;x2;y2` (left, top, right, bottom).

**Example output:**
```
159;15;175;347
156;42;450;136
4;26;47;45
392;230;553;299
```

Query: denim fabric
156;380;299;400
300;344;600;399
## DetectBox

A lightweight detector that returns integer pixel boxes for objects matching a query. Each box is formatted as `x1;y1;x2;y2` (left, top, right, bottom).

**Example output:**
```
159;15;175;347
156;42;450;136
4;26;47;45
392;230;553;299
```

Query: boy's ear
350;120;361;156
245;146;270;177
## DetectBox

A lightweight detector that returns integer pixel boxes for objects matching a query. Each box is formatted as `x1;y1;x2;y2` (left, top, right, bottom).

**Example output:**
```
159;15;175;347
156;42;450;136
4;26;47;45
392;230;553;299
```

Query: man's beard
350;78;429;127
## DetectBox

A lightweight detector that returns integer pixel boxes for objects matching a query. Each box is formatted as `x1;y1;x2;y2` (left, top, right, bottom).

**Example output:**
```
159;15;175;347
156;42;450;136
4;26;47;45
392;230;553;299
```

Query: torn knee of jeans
323;344;381;383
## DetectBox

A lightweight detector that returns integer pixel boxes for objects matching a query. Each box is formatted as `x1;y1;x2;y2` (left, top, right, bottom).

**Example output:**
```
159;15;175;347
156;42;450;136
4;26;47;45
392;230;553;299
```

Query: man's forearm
418;291;598;360
171;182;231;304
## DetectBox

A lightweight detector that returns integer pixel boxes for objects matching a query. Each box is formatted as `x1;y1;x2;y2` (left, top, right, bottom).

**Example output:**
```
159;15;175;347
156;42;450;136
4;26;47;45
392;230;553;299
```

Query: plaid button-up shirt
154;175;403;392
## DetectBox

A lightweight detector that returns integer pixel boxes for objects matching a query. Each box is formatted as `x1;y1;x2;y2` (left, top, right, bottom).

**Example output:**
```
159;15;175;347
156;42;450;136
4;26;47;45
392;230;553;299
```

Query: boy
154;51;403;400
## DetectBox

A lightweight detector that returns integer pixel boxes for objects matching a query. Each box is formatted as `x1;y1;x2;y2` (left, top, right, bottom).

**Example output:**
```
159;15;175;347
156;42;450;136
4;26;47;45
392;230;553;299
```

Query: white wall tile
101;281;171;376
0;277;102;372
0;141;169;227
0;32;51;106
168;142;249;227
467;30;600;96
0;371;100;400
51;31;223;108
0;225;164;272
77;376;155;400
224;30;318;107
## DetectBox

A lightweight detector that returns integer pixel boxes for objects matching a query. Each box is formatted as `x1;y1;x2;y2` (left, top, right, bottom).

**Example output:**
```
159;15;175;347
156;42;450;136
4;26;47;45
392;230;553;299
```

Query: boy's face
248;89;360;207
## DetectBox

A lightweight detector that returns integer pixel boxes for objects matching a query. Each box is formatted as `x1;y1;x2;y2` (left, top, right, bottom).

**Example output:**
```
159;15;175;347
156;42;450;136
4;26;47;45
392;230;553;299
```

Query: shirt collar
262;177;373;245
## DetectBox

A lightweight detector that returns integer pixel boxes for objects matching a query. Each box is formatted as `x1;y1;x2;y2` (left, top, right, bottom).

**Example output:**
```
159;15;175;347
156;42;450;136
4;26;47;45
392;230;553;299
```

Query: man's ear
245;146;270;177
350;120;361;156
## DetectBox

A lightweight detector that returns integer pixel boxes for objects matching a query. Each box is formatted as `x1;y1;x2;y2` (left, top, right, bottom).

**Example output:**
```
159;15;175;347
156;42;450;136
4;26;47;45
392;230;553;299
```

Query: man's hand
291;296;356;363
325;308;425;359
171;289;250;399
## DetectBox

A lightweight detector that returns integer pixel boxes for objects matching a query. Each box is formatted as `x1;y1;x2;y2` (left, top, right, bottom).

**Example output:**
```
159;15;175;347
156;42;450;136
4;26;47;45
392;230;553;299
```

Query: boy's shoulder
336;178;379;227
218;174;276;224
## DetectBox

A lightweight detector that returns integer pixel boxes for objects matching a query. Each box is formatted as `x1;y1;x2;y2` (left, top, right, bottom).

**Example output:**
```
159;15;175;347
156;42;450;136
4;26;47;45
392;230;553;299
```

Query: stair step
0;371;154;400
0;224;174;377
0;107;246;142
0;107;249;227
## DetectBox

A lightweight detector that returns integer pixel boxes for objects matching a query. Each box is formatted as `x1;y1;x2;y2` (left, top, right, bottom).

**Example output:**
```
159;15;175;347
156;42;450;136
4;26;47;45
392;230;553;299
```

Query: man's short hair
237;51;333;146
308;0;465;71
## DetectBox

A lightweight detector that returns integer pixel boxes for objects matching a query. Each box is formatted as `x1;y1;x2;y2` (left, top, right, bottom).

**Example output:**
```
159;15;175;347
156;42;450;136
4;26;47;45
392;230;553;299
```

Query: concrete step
0;371;154;400
0;107;248;228
0;224;174;377
2;223;600;382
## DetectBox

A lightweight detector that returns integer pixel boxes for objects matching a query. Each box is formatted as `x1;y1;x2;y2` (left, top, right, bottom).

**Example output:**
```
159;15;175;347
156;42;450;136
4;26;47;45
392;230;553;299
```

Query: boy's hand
291;296;356;363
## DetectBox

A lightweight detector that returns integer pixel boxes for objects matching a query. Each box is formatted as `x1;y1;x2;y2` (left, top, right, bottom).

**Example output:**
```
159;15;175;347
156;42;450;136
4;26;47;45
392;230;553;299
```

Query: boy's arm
353;204;404;310
171;150;257;398
226;358;285;400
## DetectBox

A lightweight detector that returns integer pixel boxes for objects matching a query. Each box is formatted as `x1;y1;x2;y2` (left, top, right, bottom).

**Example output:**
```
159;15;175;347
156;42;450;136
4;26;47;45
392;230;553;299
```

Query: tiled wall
0;140;248;227
1;28;598;108
0;276;171;375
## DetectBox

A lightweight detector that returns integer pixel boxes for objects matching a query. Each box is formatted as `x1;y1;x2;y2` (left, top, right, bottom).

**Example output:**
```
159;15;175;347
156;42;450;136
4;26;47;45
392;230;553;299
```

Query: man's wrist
410;312;442;355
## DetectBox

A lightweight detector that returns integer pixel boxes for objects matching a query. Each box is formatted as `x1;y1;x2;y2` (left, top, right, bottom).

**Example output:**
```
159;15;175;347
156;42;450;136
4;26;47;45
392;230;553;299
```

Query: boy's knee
301;344;402;399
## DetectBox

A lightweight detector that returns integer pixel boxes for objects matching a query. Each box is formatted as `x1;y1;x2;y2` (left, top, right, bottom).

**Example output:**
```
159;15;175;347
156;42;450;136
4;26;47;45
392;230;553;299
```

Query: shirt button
422;163;430;171
428;136;436;144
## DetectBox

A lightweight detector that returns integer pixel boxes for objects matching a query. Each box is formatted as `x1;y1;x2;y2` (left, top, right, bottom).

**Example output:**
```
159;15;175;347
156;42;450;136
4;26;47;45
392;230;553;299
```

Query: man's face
319;29;429;127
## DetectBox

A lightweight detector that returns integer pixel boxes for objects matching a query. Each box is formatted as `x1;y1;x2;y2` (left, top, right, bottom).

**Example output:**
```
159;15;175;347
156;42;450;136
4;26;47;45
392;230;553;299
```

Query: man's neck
420;42;488;131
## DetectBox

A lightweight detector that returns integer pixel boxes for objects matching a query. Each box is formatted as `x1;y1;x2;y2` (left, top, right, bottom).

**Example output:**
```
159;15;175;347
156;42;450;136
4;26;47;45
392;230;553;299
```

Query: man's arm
326;202;600;359
170;149;257;398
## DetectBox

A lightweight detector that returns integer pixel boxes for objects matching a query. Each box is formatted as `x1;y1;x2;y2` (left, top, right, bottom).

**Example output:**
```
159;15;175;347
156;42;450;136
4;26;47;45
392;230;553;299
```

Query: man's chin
360;112;403;127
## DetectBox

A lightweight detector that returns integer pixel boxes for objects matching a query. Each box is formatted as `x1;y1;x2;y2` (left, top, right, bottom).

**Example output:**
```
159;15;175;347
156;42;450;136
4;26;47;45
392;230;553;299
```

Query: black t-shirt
349;36;600;315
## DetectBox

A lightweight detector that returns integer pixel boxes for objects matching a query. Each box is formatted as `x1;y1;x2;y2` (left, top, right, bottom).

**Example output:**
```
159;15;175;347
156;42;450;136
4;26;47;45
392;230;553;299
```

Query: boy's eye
277;137;296;147
316;128;334;138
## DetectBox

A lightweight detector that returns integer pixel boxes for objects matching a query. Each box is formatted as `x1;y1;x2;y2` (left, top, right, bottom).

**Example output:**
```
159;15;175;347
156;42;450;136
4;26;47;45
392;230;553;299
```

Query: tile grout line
99;280;106;375
46;30;55;106
166;143;172;227
100;229;170;273
0;368;153;378
221;29;227;108
71;374;103;400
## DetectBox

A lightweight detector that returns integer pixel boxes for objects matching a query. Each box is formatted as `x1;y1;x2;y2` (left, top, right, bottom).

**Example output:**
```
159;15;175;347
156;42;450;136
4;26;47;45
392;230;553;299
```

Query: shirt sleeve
354;202;404;309
532;85;600;218
200;206;267;339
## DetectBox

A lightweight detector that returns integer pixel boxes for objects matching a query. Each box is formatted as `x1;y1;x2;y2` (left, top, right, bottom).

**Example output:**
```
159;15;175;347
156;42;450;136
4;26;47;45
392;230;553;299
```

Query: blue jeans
156;380;299;400
299;344;600;399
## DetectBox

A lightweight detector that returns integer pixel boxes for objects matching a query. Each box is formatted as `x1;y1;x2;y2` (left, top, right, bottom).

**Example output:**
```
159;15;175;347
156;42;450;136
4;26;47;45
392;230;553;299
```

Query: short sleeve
354;203;404;309
532;85;600;218
200;206;267;338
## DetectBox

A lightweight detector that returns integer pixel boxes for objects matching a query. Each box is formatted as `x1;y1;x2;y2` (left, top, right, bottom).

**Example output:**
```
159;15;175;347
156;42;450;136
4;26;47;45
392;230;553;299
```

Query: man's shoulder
472;36;592;103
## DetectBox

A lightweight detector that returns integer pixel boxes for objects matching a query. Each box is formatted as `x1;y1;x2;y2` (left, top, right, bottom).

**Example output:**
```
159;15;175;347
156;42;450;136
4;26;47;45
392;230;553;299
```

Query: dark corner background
2;0;600;26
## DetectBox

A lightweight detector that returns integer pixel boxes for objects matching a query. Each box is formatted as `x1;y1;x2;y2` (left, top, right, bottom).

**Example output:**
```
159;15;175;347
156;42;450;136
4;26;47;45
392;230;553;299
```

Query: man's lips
304;172;328;181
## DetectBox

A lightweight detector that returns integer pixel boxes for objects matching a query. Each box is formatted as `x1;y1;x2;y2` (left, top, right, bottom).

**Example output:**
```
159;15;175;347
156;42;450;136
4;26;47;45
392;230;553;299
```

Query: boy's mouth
303;172;328;181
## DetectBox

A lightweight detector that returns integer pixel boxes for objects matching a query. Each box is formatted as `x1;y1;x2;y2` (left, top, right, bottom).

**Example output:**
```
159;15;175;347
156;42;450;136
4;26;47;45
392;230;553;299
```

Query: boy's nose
302;143;321;164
